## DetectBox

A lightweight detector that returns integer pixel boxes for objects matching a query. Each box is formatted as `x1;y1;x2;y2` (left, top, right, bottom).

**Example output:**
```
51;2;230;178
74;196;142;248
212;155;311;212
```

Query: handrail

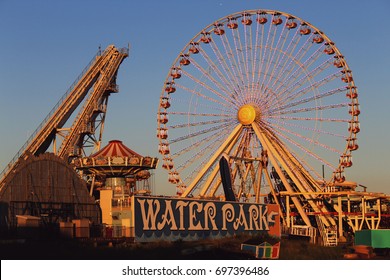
315;215;337;246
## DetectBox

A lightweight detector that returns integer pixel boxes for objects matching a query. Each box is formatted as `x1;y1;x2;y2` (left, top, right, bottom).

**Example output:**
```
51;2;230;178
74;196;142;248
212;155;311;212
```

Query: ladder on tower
0;45;128;192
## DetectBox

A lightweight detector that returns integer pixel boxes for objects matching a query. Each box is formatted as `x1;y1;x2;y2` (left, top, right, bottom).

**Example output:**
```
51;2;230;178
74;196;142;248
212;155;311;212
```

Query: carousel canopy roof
91;140;142;158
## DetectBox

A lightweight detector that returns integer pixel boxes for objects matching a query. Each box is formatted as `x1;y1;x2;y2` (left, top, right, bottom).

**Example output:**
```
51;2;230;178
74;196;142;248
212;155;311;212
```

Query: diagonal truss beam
252;122;312;227
181;124;243;197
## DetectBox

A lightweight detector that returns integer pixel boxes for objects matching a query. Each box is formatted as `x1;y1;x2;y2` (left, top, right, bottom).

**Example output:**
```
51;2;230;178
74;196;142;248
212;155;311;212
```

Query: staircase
315;215;338;246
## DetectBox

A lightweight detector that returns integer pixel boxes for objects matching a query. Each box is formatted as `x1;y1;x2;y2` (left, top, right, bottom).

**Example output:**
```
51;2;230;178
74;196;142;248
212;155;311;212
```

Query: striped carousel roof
91;140;142;158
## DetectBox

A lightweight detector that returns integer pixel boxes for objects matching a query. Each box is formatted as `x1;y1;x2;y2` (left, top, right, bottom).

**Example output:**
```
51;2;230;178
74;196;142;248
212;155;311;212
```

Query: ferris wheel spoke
266;115;350;123
171;128;228;159
245;15;254;77
271;58;334;105
218;30;247;99
196;46;240;99
261;125;326;186
260;28;310;92
283;60;341;102
253;18;267;92
265;26;301;90
249;15;260;93
169;96;235;114
272;86;348;113
258;48;327;108
233;13;252;90
173;84;232;108
258;15;281;89
286;31;316;67
208;36;243;99
168;117;233;129
231;17;263;99
176;132;226;172
274;102;349;116
204;35;245;97
179;128;241;184
262;22;292;92
267;69;337;110
270;35;320;95
168;111;233;118
230;23;248;87
180;66;235;106
169;122;234;144
266;126;337;171
269;119;346;139
269;122;344;154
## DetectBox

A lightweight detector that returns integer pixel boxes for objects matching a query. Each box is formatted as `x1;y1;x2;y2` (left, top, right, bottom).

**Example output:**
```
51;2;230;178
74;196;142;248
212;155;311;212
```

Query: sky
0;0;389;196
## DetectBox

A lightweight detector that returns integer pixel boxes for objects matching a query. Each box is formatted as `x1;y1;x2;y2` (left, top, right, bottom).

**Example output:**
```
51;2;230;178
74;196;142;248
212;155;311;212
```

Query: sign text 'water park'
133;196;281;241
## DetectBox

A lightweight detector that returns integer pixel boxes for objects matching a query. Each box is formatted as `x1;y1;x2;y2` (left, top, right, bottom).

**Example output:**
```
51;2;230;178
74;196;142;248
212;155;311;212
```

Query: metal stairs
315;215;338;246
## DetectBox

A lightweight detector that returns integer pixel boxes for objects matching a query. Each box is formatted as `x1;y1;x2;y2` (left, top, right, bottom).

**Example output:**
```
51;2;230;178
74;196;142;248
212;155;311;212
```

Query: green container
355;230;390;248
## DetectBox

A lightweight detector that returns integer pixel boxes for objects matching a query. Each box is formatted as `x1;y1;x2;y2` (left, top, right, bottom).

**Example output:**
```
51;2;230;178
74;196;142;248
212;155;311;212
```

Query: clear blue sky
0;0;389;195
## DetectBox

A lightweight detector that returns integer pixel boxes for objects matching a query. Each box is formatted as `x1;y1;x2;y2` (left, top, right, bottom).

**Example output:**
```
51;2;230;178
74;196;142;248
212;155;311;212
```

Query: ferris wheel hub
237;104;260;125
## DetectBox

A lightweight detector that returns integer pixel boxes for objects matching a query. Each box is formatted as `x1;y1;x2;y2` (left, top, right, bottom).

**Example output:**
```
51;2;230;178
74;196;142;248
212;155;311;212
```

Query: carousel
73;140;158;230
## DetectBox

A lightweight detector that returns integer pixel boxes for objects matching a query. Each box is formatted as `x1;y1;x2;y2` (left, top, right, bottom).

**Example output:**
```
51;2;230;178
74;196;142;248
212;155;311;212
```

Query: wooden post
286;195;290;227
338;195;343;240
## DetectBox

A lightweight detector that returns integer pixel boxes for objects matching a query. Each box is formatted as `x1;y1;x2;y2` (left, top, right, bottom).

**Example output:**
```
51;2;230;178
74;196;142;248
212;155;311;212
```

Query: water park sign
133;195;280;242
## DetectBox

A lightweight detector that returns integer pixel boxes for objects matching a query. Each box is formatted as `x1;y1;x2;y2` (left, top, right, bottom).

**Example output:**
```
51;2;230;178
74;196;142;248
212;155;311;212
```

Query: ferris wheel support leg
255;123;337;228
267;135;337;227
255;164;263;203
243;162;257;200
273;134;322;192
200;132;241;198
251;122;312;227
181;124;243;198
199;164;220;198
209;178;222;197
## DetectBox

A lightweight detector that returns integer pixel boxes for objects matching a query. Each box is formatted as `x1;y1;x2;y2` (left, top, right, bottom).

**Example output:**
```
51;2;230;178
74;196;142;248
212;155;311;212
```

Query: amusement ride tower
0;45;130;227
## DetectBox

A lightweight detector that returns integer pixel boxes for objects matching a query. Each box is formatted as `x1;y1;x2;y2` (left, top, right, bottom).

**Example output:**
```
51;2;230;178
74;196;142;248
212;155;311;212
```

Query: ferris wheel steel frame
159;10;360;188
157;9;363;233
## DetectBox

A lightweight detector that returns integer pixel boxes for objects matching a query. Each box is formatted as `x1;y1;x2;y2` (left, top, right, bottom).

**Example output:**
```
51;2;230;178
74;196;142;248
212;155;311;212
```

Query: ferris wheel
157;10;360;200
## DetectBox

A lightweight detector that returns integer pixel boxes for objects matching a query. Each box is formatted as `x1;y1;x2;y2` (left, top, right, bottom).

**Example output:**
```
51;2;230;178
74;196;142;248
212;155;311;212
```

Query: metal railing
289;225;317;243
